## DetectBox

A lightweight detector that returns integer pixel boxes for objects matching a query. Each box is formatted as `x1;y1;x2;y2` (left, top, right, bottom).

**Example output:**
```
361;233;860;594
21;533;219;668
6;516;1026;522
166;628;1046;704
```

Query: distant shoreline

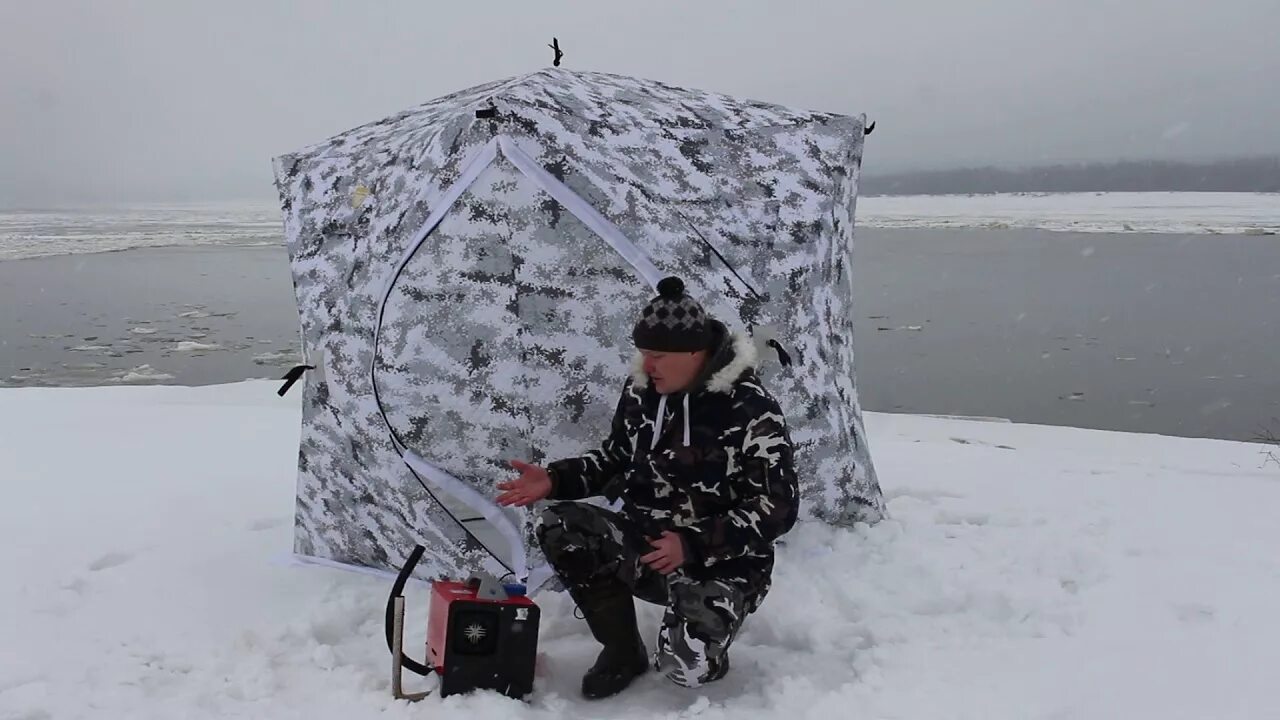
4;157;1279;213
857;192;1279;236
862;156;1280;195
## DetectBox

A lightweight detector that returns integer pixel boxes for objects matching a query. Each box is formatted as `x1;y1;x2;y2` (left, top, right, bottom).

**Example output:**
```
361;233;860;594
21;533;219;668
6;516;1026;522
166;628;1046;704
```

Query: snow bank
1;381;1277;719
859;192;1280;235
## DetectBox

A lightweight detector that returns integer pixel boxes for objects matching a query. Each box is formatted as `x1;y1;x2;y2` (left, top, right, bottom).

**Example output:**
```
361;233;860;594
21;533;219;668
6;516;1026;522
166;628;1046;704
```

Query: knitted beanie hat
632;276;712;352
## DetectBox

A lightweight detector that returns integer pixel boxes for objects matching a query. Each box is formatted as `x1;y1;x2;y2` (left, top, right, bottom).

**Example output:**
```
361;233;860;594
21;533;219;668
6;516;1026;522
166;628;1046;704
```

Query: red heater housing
387;547;541;701
426;579;540;698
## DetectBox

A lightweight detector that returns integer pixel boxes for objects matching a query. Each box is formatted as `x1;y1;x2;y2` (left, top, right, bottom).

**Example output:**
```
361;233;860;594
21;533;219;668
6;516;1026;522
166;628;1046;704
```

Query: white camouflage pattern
271;67;884;580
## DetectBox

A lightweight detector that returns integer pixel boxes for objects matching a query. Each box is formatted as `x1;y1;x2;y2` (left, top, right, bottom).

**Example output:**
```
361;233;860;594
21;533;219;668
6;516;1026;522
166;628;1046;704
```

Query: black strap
672;210;764;301
277;365;315;396
665;198;800;370
385;545;435;677
667;206;800;369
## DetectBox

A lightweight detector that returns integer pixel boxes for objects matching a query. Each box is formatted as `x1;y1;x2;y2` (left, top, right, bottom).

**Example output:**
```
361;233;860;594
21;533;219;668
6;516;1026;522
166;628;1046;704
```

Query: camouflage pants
536;501;750;688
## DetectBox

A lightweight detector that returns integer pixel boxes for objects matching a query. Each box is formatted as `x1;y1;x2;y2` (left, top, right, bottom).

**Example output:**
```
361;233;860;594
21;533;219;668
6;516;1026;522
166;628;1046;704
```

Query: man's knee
535;504;581;567
534;504;568;550
536;502;600;552
535;502;624;585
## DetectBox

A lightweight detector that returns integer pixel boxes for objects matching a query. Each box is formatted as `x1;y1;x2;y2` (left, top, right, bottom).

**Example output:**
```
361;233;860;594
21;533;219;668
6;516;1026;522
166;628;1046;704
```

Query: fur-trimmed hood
629;320;758;396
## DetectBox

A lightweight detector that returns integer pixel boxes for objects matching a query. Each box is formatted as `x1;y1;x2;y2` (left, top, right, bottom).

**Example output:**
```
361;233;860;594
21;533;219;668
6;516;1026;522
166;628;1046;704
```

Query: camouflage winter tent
272;67;884;588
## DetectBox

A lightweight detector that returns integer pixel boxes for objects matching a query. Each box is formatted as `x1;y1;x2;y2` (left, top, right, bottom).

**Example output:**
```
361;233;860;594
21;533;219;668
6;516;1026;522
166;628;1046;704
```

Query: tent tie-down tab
277;364;315;396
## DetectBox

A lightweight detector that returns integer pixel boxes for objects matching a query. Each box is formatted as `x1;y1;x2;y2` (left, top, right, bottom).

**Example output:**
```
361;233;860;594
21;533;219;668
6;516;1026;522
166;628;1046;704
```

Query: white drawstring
651;395;668;450
650;394;692;450
682;394;691;446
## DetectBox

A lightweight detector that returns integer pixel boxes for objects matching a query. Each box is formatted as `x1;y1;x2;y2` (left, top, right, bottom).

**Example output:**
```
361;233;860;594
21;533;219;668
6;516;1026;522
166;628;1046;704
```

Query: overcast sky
1;0;1276;206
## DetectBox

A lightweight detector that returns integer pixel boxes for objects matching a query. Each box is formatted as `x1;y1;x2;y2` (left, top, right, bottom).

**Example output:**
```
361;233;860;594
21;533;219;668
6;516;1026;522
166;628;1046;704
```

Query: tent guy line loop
277;364;314;396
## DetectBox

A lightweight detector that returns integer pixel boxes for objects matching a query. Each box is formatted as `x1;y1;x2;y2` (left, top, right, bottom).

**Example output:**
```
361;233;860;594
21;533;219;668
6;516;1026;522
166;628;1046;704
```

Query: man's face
640;349;707;395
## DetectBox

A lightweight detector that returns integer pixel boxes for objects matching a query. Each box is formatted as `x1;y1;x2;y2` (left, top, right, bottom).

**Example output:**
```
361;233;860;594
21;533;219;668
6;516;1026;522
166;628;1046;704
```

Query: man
496;275;800;699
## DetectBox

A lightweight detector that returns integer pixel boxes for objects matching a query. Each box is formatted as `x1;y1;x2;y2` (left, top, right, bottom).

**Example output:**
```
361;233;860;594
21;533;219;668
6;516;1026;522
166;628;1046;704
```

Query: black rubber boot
573;583;649;699
706;653;730;683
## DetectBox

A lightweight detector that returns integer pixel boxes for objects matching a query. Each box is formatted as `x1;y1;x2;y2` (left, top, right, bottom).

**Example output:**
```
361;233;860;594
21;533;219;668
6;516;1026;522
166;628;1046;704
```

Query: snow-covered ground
859;192;1280;235
2;381;1278;719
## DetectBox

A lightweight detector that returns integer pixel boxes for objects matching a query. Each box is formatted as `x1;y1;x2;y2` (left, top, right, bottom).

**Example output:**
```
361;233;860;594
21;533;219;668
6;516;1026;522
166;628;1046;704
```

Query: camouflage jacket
546;320;800;602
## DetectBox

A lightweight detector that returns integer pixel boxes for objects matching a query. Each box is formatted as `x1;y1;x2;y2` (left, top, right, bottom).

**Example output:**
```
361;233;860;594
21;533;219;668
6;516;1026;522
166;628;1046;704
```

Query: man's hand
496;460;553;507
640;531;686;575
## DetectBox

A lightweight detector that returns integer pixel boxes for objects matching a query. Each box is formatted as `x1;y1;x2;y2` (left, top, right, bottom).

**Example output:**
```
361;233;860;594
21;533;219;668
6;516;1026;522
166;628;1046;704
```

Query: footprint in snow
950;437;1017;451
935;510;992;526
1174;603;1216;623
89;551;135;572
248;517;288;531
885;487;965;503
61;576;89;595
